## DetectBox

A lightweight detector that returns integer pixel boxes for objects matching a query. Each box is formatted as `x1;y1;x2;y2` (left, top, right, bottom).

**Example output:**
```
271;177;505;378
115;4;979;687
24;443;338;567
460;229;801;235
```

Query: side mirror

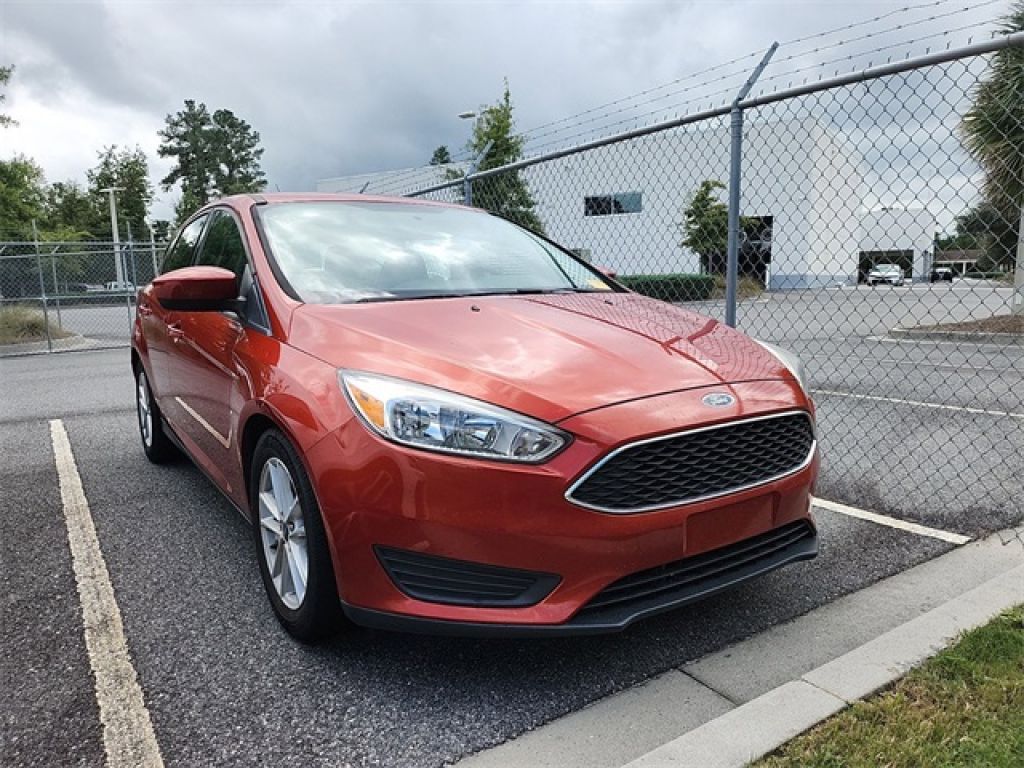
152;266;243;313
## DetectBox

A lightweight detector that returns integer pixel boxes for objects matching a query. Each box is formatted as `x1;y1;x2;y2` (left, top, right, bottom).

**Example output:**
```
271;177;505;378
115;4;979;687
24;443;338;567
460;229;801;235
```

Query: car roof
209;192;464;212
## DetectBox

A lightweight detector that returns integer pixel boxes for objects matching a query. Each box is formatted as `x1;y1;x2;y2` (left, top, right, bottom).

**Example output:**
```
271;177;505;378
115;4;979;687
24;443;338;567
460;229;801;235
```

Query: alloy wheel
258;457;308;610
137;372;153;448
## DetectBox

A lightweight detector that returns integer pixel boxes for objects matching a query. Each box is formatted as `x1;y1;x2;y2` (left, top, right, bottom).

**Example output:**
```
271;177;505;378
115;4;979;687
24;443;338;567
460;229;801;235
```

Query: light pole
457;111;484;206
146;220;159;279
100;186;125;284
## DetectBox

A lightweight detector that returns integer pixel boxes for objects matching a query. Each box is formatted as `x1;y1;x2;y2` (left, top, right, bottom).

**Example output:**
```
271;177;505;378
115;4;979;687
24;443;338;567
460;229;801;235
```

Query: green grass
757;606;1024;768
0;305;70;345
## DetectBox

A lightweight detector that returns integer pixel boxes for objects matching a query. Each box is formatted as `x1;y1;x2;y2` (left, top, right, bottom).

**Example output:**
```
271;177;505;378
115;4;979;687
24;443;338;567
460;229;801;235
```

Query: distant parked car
930;267;954;283
866;264;905;286
105;280;136;291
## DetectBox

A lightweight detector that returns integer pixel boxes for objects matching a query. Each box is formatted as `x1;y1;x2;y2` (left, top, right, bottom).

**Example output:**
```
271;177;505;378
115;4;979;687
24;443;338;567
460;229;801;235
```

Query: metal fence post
149;227;159;279
725;43;777;328
1014;205;1024;316
31;220;53;352
50;245;62;330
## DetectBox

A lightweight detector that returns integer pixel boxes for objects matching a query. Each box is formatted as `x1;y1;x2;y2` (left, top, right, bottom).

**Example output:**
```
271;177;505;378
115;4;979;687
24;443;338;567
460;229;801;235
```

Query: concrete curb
624;562;1024;768
0;334;112;358
889;327;1022;344
455;526;1024;768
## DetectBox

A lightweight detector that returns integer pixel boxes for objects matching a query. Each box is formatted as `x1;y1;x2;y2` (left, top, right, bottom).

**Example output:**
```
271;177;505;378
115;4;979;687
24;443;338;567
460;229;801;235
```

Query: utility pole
100;186;125;285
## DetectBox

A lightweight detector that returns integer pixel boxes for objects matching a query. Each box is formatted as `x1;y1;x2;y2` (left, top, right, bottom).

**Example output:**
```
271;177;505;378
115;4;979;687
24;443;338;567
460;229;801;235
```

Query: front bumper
306;379;819;635
342;519;817;636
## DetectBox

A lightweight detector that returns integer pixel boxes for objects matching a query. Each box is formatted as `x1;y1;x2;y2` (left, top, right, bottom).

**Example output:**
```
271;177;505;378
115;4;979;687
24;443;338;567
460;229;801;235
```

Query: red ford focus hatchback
132;193;819;641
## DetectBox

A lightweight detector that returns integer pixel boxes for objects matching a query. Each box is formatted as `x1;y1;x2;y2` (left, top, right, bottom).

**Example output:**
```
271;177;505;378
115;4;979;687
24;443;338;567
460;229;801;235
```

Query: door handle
137;304;153;317
168;323;185;342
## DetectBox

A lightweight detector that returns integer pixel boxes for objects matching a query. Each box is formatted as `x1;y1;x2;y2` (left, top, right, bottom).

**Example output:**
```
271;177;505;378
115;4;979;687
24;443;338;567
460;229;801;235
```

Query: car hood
288;292;796;423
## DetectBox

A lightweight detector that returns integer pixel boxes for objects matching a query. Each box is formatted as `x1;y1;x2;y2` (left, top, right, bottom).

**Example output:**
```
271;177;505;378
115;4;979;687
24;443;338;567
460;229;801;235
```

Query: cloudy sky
0;0;1007;220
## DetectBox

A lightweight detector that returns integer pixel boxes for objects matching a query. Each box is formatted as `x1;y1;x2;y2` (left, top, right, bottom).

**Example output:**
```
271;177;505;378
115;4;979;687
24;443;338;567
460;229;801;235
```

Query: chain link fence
6;32;1022;538
0;240;164;354
331;34;1024;536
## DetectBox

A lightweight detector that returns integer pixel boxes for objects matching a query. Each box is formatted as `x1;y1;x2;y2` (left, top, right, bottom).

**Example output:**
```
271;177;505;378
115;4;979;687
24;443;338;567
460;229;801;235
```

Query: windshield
256;201;614;304
874;264;900;273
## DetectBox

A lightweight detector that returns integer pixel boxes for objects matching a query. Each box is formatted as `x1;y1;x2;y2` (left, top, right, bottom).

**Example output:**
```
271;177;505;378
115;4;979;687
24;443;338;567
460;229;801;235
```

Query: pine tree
459;82;544;233
158;100;266;221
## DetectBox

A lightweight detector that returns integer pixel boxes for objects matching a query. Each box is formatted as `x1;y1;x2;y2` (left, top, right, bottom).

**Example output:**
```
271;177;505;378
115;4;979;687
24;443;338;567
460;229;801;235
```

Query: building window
584;192;642;217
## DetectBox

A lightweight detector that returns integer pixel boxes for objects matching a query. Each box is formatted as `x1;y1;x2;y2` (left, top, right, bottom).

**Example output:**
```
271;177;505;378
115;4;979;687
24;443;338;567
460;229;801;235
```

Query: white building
317;118;936;288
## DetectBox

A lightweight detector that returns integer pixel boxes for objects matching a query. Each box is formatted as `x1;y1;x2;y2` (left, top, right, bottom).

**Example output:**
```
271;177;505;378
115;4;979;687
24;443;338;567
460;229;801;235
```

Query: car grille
375;547;560;608
567;411;815;513
575;520;815;622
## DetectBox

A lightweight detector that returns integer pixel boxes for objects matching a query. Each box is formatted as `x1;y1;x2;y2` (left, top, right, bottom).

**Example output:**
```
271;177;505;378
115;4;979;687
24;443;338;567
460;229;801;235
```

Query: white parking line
804;353;1007;374
813;497;971;545
810;388;1024;421
49;419;164;768
867;335;1024;351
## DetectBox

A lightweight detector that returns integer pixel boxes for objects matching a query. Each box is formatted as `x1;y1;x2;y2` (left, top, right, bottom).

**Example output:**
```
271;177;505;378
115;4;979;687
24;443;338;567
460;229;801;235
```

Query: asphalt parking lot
2;282;1022;767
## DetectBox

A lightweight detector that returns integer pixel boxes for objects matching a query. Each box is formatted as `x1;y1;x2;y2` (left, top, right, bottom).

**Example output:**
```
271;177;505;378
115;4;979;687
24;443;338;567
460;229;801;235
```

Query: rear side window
195;211;249;281
161;214;209;274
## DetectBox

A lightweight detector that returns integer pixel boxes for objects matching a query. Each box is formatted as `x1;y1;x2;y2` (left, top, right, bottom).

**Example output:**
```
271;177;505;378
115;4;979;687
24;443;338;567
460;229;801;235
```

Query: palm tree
960;2;1024;269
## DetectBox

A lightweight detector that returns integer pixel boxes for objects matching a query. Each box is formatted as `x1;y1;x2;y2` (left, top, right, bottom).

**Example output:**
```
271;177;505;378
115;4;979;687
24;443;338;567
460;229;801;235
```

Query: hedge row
617;273;716;301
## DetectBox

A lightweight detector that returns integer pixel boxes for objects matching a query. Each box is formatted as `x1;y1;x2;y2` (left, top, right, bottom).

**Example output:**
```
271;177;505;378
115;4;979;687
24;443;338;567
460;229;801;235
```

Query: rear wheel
135;367;175;463
251;429;342;642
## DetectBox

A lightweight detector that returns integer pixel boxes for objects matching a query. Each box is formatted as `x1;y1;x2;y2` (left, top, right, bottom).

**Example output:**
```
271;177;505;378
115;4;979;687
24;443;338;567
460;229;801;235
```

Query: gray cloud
0;0;1007;218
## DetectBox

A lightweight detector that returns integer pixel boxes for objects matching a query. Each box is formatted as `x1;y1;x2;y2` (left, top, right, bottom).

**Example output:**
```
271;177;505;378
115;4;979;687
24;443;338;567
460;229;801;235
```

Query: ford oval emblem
702;392;735;408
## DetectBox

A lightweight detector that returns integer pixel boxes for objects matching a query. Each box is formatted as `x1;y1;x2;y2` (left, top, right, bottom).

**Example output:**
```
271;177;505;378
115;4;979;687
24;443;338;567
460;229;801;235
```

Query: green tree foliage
211;108;266;195
42;181;97;240
680;180;766;279
681;180;729;273
0;65;16;128
0;155;46;238
149;219;171;241
457;82;544;233
429;145;452;165
86;145;153;239
158;100;266;222
960;1;1024;269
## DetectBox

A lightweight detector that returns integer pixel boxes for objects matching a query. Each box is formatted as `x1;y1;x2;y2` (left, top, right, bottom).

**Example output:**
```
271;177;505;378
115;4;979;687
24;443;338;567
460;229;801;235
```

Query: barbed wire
364;0;1004;195
519;3;1002;158
350;0;1005;197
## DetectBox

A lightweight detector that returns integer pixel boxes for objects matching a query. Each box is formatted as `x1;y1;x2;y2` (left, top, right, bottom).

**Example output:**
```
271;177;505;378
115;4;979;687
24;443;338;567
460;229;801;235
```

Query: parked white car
866;264;905;286
105;281;136;291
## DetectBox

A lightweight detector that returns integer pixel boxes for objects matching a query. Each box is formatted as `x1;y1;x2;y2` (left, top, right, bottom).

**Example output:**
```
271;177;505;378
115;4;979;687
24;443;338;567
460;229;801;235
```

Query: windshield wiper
353;288;605;304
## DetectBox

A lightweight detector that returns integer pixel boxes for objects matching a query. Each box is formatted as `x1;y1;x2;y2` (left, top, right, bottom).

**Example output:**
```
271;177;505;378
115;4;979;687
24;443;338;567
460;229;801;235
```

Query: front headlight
754;341;809;393
340;370;569;463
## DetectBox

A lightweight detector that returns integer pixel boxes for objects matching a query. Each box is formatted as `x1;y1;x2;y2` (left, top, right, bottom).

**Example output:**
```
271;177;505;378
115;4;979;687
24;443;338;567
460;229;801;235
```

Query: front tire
136;367;176;463
251;429;342;642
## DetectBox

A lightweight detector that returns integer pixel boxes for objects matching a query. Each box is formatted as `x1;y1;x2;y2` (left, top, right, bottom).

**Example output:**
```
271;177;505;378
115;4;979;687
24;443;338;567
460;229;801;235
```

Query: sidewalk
456;529;1024;768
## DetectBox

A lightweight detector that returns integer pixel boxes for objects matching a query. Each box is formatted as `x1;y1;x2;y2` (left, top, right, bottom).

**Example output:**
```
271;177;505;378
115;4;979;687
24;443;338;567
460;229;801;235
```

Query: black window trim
183;205;272;335
207;206;273;335
160;211;212;275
